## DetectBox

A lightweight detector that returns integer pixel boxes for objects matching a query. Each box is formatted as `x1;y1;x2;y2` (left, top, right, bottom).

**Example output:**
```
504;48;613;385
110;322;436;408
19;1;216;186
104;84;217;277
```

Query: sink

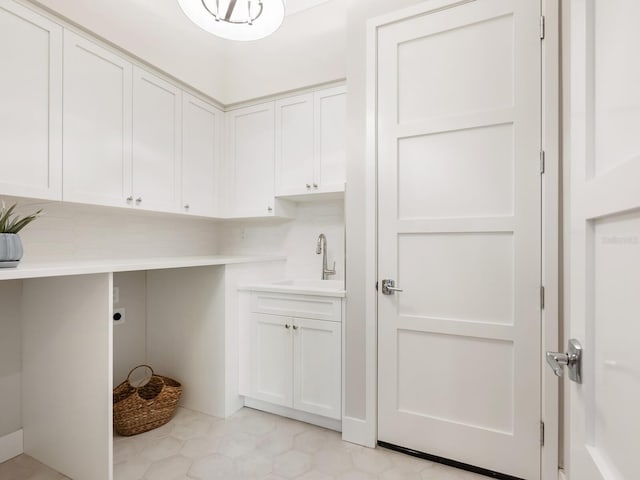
272;279;344;290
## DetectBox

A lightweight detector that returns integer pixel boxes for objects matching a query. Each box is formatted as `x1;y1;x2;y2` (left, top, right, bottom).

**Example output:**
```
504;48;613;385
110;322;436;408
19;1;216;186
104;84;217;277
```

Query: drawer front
251;292;341;322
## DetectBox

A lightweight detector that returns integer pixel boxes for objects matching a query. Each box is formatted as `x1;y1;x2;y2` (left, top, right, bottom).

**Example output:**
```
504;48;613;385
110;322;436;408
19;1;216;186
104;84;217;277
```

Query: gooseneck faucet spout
316;233;336;280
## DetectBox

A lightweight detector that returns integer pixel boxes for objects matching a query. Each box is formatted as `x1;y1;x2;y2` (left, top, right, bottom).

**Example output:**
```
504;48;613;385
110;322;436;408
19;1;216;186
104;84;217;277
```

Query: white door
0;0;62;200
313;86;346;193
182;93;222;217
293;317;341;420
226;103;276;217
275;94;315;196
132;67;182;213
63;31;133;208
250;313;293;408
565;2;640;479
376;1;542;479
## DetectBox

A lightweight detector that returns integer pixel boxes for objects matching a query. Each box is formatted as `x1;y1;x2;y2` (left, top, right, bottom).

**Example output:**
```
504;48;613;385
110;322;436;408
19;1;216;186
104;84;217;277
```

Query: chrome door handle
381;279;403;295
546;339;582;383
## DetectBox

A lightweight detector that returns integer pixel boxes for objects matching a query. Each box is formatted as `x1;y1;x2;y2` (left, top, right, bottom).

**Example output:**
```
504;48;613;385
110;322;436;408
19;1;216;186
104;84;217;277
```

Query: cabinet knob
313;183;318;189
267;206;273;213
126;196;134;202
136;197;143;204
292;325;299;330
306;184;311;189
285;324;291;329
184;204;190;210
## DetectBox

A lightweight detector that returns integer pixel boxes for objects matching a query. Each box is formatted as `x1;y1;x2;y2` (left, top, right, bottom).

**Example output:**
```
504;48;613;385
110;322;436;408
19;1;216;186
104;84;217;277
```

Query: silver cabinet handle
184;204;190;210
313;183;318;188
267;206;273;212
126;196;134;202
381;279;403;295
285;324;291;329
136;197;143;204
292;325;299;330
306;184;311;189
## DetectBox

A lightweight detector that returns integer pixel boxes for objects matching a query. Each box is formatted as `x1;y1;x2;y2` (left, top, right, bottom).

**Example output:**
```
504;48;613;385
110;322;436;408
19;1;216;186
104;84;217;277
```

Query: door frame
361;0;561;478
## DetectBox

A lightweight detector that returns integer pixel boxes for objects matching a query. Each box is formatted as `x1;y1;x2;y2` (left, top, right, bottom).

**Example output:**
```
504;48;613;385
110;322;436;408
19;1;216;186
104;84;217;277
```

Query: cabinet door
132;67;182;213
275;94;314;196
63;31;133;208
0;1;62;200
182;93;222;217
226;103;275;217
250;313;293;407
293;317;341;420
314;86;347;193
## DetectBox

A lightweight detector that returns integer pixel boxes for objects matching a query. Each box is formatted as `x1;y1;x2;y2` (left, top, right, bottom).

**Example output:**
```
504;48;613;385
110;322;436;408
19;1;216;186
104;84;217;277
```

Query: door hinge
540;286;545;310
375;281;379;292
540;150;546;174
540;15;546;40
540;421;545;446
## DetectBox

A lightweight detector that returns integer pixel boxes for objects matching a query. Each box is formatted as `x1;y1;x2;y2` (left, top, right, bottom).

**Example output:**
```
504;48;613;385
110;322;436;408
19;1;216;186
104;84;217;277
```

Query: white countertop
239;279;346;298
0;255;286;281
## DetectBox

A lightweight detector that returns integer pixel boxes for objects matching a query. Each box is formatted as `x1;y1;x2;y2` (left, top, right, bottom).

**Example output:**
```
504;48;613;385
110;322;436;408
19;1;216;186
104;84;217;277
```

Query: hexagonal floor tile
188;453;234;480
273;450;312;478
143;455;191;480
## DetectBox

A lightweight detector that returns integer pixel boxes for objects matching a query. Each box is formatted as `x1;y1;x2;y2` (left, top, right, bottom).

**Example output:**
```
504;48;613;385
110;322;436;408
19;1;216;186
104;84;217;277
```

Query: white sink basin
272;279;344;290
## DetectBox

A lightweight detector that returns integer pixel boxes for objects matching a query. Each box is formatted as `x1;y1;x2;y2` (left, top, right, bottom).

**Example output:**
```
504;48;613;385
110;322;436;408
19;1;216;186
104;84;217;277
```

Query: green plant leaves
0;201;43;234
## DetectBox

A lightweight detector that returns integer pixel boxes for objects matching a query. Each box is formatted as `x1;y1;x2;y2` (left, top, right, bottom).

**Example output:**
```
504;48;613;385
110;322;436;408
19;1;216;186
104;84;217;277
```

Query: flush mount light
178;0;286;41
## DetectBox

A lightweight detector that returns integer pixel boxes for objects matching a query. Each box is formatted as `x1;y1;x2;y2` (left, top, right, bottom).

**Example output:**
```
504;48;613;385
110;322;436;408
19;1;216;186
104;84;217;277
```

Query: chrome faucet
316;233;336;280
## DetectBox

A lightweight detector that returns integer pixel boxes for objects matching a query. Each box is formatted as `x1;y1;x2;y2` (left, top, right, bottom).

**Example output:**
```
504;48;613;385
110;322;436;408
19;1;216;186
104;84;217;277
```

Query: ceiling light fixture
178;0;286;41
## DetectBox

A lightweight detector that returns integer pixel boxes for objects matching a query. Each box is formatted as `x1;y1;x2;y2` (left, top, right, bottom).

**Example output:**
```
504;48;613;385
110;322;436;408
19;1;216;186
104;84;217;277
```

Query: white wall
217;200;345;281
0;281;22;437
344;0;424;422
12;200;220;263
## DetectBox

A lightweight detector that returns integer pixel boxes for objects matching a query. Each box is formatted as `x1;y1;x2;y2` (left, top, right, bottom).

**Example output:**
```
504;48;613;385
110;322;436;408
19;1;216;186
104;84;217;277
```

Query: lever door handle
546;339;582;383
381;279;403;295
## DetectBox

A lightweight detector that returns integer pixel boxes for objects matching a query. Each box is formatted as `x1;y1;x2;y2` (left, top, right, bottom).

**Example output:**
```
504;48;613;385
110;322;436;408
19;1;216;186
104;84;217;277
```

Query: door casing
359;0;562;478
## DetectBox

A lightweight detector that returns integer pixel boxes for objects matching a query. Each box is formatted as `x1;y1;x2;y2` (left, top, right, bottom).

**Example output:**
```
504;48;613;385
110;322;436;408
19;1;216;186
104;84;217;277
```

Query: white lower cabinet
247;293;342;421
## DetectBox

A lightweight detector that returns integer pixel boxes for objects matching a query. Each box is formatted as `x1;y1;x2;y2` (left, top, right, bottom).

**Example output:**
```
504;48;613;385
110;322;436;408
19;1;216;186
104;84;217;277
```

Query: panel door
0;0;62;200
275;94;315;196
566;2;640;479
226;103;276;218
313;86;346;193
63;30;133;208
376;1;542;479
132;67;182;213
250;313;293;408
182;93;222;217
293;317;341;420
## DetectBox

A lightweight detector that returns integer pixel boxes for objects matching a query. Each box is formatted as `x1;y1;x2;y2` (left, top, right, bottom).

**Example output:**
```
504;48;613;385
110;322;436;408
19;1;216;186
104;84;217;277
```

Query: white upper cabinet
132;67;182;213
63;30;133;208
225;103;278;218
0;0;62;200
274;86;346;199
182;93;223;217
275;94;315;196
314;86;346;194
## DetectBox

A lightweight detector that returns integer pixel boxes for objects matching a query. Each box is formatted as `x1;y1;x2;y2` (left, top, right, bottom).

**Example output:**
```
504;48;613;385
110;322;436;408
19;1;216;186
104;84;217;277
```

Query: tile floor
0;407;489;480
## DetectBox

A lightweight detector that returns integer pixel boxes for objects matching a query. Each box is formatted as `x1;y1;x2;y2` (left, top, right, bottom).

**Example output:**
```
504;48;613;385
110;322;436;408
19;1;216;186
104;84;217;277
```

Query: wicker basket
113;365;182;436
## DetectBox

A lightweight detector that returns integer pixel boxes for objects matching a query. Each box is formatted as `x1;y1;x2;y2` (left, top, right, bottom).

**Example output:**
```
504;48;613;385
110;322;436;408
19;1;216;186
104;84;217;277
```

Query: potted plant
0;201;43;268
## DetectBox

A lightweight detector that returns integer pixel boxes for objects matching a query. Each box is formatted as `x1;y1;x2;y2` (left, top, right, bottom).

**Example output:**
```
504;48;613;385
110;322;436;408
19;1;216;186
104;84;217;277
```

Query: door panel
63;31;132;207
377;1;541;478
567;2;640;479
0;0;62;200
314;87;346;192
132;67;181;213
250;313;293;408
293;317;341;420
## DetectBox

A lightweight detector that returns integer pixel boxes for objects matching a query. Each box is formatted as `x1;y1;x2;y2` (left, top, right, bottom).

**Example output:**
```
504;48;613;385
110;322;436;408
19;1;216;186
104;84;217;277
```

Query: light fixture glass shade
178;0;286;41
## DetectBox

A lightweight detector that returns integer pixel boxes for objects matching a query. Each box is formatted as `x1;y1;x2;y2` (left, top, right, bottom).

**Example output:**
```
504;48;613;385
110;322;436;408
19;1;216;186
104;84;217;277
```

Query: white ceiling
286;0;332;16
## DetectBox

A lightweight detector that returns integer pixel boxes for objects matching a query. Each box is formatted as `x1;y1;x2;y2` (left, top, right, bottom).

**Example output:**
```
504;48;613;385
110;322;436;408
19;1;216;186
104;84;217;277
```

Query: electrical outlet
113;307;126;325
113;287;120;304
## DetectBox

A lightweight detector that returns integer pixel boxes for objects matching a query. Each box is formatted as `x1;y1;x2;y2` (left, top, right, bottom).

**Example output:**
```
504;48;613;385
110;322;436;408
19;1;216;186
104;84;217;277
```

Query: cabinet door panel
182;93;222;217
275;94;314;196
63;31;132;207
132;67;181;213
293;317;341;419
250;313;293;407
226;103;275;217
0;1;62;200
314;87;346;192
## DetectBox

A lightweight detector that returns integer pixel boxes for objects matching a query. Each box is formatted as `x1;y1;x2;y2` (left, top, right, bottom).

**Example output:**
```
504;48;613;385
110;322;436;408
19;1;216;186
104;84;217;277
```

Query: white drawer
250;292;342;322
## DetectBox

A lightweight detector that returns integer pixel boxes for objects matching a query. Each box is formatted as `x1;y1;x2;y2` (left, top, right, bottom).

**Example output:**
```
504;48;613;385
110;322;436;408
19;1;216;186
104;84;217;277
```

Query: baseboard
244;397;341;432
341;415;376;448
559;469;567;480
0;429;23;463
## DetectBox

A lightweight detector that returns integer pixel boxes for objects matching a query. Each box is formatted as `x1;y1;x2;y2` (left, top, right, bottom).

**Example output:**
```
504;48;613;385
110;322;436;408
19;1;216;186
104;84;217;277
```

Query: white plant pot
0;233;24;267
